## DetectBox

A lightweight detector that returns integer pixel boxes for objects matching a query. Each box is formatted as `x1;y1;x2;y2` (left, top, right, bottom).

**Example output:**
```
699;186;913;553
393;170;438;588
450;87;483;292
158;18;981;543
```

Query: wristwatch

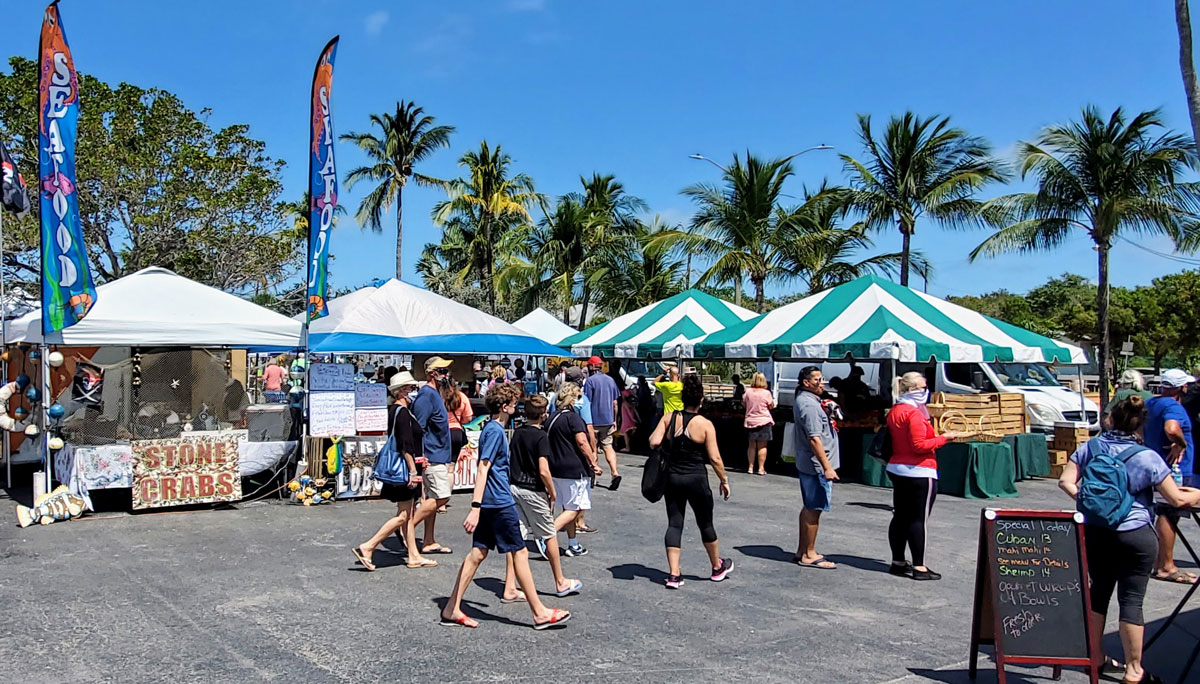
470;501;482;509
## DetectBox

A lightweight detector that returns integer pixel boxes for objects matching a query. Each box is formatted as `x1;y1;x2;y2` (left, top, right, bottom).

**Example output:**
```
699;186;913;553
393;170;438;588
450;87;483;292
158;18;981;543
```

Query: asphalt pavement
2;456;1198;683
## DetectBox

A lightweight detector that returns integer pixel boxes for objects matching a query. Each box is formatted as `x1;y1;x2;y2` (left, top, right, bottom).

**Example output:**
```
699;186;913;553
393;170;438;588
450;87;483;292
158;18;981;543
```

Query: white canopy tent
511;308;578;345
4;267;302;348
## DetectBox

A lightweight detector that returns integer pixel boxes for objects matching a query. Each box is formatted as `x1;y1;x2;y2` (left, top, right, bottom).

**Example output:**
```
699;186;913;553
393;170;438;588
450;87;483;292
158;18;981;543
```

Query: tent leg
40;343;50;496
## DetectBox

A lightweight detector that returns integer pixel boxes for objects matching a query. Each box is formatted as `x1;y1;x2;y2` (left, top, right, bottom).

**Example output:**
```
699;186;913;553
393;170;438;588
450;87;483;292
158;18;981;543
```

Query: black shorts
472;505;525;554
380;482;419;503
450;427;467;460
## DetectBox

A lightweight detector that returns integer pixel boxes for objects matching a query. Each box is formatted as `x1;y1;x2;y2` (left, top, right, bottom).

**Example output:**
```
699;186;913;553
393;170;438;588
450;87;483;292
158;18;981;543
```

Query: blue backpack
1076;438;1142;528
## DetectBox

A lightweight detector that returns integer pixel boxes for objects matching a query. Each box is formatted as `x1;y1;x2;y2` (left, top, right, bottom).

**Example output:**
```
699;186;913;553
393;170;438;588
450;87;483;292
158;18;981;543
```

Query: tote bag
641;412;676;503
372;407;410;485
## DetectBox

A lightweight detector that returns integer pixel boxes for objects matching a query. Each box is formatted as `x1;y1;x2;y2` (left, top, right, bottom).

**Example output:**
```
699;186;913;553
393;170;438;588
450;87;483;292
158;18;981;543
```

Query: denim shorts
797;471;832;512
472;505;526;554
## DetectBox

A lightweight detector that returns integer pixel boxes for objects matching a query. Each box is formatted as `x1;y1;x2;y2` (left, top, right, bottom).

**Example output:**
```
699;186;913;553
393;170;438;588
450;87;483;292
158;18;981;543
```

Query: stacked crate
928;393;1027;437
1048;422;1090;477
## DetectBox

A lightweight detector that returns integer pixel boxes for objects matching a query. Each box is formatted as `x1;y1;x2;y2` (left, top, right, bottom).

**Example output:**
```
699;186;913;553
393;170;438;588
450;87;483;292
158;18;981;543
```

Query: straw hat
388;371;419;390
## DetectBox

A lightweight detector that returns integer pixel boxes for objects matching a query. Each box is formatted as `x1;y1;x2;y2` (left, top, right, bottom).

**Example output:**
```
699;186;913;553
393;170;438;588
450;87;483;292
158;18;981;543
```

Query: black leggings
888;474;937;567
663;472;717;548
1085;524;1157;625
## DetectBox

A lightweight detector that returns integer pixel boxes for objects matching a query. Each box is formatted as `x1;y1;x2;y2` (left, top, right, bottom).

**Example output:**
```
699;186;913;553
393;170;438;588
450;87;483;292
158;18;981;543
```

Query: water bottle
1172;463;1185;487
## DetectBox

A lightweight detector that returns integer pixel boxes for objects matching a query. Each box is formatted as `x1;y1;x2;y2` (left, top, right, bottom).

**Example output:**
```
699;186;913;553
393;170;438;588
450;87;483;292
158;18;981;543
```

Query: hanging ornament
24;424;39;436
25;387;39;402
47;351;64;367
48;436;64;451
47;403;65;420
28;349;40;361
13;407;28;420
15;374;30;389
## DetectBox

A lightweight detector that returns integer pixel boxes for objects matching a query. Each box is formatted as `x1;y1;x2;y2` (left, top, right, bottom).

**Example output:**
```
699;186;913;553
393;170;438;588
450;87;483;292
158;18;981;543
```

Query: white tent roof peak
512;308;578;345
5;266;302;348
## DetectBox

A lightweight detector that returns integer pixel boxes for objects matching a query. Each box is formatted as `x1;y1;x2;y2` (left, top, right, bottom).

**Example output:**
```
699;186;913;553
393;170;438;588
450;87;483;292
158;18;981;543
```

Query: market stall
687;275;1088;497
4;267;303;509
300;279;569;495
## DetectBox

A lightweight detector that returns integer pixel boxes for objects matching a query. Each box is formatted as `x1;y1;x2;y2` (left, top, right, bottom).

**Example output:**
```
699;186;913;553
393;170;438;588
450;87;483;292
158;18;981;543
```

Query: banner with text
132;434;242;510
305;36;339;321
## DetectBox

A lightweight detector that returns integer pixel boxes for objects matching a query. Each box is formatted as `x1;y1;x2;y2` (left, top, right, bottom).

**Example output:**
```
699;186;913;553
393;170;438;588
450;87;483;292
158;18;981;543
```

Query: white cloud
365;10;389;37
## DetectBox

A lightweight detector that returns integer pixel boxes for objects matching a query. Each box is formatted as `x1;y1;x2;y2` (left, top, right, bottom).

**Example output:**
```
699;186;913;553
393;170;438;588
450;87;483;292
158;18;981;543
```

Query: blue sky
4;1;1195;300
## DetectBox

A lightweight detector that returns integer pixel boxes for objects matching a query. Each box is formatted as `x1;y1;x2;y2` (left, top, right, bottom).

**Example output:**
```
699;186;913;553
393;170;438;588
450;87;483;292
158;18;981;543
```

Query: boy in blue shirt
1146;369;1197;584
440;382;572;631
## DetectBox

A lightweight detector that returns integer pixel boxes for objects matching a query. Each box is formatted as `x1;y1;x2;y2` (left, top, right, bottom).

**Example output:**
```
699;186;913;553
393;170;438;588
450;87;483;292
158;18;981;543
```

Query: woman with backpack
647;374;733;589
885;372;958;581
1058;395;1200;684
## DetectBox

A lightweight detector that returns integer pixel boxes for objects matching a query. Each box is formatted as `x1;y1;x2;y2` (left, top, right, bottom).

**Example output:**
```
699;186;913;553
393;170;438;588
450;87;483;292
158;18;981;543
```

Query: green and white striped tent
559;289;757;359
688;275;1087;363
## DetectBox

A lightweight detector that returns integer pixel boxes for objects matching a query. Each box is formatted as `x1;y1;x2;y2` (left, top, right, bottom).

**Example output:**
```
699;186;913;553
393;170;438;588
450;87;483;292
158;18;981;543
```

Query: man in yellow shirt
655;366;684;414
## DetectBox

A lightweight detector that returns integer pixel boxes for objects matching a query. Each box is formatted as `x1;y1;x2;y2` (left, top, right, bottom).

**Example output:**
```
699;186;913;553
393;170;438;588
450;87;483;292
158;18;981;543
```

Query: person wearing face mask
885;371;958;580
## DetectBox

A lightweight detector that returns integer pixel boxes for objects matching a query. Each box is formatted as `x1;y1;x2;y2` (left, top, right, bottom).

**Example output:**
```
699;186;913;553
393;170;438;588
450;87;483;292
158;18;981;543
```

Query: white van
770;360;1100;435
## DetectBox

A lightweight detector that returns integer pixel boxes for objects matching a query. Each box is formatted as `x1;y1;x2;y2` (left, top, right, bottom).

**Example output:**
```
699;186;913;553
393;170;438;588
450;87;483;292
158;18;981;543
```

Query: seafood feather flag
38;1;97;335
306;36;339;322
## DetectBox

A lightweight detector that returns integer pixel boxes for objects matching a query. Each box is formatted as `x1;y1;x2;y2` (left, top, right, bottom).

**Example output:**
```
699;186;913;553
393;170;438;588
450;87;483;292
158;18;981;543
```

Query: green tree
494;195;589;323
341;101;454;280
573;174;647;325
432;141;539;314
0;56;303;298
592;218;685;314
971;107;1200;404
841;112;1006;286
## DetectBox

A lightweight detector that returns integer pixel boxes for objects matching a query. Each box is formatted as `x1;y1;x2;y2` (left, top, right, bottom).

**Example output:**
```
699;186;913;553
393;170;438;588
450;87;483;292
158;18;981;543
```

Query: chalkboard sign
309;363;355;392
969;509;1097;683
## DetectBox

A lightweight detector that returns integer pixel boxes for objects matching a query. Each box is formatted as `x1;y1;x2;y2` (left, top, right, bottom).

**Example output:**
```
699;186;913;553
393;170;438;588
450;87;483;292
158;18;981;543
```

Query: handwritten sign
309;363;355;392
355;383;387;408
132;434;242;510
969;509;1096;682
355;407;387;433
309;391;356;437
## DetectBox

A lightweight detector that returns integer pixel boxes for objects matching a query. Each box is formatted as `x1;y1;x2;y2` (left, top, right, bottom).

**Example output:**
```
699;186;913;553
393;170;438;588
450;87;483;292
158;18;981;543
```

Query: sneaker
534;538;548;560
711;558;734;582
912;568;942;581
576;523;598;534
889;562;914;577
565;544;588;557
665;574;683;589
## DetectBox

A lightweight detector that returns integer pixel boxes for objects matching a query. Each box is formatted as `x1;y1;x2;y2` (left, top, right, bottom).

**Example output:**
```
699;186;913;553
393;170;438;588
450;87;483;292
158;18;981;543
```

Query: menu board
309;391;356;437
355;383;387;408
969;509;1096;681
310;363;355;392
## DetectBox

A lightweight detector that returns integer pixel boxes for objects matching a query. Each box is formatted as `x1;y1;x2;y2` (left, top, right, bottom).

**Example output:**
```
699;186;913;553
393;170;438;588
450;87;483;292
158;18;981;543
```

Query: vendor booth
300;279;570;496
686;275;1087;497
3;267;303;510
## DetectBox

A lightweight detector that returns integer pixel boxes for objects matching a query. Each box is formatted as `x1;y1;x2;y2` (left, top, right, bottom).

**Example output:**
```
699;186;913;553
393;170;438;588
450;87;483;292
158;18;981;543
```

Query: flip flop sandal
555;580;583;597
406;558;438;569
795;555;837;570
499;593;527;604
1152;569;1197;584
352;547;376;572
439;614;478;629
423;546;453;555
533;608;571;630
1101;655;1124;673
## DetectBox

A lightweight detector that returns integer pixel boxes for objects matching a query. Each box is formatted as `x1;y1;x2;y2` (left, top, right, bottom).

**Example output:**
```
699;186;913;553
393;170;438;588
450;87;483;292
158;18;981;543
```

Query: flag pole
0;206;8;489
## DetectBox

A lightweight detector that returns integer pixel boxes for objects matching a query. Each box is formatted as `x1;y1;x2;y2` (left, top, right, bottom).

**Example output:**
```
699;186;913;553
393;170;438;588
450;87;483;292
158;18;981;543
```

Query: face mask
902;388;930;404
407;389;419;402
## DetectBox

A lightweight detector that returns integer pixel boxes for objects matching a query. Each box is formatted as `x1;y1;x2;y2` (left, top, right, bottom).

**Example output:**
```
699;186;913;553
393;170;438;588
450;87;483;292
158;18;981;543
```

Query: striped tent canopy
559;289;757;359
688;275;1087;364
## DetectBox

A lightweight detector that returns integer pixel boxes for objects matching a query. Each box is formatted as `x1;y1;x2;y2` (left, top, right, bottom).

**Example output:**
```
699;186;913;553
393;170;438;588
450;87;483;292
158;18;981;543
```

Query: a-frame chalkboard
968;509;1098;684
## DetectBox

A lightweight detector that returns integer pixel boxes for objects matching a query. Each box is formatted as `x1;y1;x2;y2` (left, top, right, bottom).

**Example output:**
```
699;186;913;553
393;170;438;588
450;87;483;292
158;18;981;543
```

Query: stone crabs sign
132;434;241;510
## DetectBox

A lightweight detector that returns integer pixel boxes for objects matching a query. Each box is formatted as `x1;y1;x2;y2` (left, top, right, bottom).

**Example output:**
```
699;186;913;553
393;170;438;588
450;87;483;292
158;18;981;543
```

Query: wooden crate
1048;463;1067;478
1048;449;1070;466
929;392;1027;436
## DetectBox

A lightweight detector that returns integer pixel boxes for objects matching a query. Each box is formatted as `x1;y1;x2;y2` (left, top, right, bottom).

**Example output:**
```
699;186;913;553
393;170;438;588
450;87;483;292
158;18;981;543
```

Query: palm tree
777;186;930;294
570;174;646;326
593;218;686;313
970;106;1200;406
841;112;1006;286
495;195;589;323
280;189;345;236
432;141;538;313
341;101;454;280
1177;0;1200;144
679;152;796;312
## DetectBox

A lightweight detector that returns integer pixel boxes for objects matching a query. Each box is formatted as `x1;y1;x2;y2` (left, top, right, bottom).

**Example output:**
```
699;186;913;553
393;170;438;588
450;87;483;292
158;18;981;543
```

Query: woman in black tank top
648;375;733;589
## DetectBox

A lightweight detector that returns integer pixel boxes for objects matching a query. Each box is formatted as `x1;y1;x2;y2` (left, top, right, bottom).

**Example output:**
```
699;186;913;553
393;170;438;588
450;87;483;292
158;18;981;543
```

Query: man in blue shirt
583;356;622;490
410;356;454;556
1145;368;1197;584
440;382;572;631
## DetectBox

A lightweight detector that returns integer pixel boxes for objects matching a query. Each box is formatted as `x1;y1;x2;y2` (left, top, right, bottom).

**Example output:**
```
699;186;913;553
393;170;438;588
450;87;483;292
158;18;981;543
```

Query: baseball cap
564;366;585;384
588;356;603;366
388;371;418;390
424;356;452;373
1160;368;1196;388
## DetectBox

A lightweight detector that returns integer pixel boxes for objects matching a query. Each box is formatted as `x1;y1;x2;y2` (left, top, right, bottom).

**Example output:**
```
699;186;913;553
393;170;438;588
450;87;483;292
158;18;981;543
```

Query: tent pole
40;342;49;496
0;206;7;489
1077;364;1086;417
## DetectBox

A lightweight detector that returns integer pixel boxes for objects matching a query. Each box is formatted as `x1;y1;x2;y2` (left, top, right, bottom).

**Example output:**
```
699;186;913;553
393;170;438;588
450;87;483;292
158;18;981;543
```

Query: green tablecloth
1003;433;1051;481
852;438;1018;499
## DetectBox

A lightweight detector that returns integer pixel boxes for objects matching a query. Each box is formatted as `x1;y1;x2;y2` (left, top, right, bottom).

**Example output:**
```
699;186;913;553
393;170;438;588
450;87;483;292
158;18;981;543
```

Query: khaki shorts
594;424;615;449
510;485;556;540
423;463;453;500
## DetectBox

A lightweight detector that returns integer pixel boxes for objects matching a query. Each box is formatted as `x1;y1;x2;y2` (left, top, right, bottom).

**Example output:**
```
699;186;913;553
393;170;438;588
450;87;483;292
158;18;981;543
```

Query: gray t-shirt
793;390;839;475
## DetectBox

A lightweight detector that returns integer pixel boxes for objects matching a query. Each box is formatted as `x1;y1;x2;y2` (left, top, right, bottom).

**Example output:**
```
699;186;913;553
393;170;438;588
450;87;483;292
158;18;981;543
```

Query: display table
1002;433;1051;481
850;437;1018;499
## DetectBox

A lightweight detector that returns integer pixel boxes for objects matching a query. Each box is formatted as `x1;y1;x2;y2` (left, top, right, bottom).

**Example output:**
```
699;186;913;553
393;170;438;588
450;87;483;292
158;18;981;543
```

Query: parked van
770;360;1100;436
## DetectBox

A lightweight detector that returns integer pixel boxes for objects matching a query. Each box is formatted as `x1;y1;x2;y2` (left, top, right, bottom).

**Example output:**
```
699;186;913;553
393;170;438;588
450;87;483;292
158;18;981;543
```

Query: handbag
372;407;411;485
641;412;676;503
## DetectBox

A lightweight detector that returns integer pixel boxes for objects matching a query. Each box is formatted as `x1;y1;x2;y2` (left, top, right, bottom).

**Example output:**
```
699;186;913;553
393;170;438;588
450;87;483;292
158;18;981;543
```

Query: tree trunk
899;224;911;287
1097;243;1112;408
484;217;496;314
577;284;591;330
395;189;404;281
754;276;766;313
735;274;743;307
563;276;571;325
1177;0;1200;144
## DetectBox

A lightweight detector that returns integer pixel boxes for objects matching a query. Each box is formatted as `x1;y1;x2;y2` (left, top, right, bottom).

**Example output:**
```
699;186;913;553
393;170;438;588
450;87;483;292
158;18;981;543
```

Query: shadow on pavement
430;596;528;628
846;501;893;512
824;554;892;573
735;544;794;564
906;664;1058;683
607;563;704;583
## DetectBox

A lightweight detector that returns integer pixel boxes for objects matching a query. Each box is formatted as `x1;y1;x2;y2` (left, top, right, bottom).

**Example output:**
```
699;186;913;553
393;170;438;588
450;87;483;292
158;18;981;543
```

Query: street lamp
688;144;833;173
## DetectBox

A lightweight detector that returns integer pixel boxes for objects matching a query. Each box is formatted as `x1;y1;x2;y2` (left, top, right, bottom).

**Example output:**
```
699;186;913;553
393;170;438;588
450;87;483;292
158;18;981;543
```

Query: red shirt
262;364;287;391
886;403;948;471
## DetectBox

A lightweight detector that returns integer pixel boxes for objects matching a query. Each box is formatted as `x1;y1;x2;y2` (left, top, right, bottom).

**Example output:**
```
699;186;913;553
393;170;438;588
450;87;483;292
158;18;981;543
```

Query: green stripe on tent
831;308;951;361
699;278;872;351
869;277;1014;361
985;316;1075;363
635;318;706;357
560;289;746;353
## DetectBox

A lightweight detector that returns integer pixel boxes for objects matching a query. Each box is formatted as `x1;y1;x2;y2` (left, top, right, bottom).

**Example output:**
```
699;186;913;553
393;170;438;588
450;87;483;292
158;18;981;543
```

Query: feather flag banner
306;37;339;322
38;1;96;334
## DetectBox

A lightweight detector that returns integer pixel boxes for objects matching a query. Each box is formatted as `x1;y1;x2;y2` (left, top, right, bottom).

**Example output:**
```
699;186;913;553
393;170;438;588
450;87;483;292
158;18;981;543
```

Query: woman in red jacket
886;372;958;581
